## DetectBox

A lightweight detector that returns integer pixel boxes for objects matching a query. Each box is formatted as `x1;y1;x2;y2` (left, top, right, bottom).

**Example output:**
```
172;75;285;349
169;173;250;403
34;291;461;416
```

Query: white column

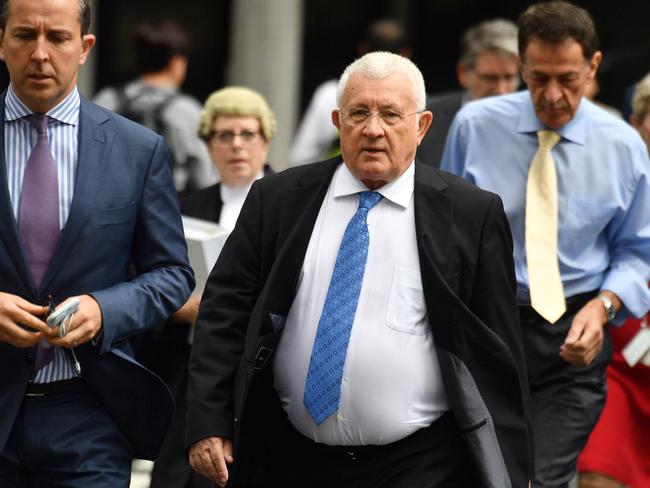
228;0;303;171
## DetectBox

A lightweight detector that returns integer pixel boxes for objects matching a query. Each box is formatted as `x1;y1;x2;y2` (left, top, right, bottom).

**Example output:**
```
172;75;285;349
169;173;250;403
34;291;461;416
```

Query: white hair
336;51;426;111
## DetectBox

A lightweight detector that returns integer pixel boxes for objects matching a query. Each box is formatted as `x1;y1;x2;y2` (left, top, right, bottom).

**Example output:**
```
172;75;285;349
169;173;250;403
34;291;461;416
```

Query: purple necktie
19;114;59;373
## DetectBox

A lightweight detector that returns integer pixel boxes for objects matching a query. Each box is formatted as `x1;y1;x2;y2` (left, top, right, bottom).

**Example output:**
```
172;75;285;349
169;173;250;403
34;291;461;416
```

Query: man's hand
189;436;234;487
47;295;102;348
0;291;50;347
560;298;608;365
171;294;201;325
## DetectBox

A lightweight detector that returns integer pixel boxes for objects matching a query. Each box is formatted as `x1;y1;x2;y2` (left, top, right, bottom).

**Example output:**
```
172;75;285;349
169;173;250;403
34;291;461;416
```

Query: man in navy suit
0;0;194;486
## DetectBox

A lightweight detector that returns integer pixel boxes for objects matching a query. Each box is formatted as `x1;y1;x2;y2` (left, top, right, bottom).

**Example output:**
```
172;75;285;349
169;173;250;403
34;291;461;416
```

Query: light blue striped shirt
441;91;650;323
5;84;80;382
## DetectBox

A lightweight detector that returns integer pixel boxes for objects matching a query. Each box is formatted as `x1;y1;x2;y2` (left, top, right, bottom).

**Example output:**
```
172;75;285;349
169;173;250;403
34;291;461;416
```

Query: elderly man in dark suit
0;0;193;486
187;51;531;488
418;18;520;167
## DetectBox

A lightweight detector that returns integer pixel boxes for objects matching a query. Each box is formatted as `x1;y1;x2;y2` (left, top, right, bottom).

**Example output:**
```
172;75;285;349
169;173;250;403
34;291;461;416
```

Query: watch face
598;295;615;321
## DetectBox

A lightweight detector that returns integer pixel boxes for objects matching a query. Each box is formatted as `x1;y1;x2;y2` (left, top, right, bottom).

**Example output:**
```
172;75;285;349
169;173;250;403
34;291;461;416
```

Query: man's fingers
210;440;230;486
563;318;585;346
0;325;42;347
0;292;51;346
189;437;231;486
45;295;102;348
223;438;234;463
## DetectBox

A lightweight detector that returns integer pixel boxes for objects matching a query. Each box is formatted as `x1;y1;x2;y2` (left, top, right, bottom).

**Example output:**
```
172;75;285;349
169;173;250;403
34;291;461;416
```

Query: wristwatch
596;293;616;322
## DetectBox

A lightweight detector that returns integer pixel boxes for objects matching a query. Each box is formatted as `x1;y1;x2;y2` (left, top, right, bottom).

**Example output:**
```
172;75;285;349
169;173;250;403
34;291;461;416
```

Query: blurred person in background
576;73;650;488
94;19;216;196
290;18;411;166
148;86;276;488
417;18;520;167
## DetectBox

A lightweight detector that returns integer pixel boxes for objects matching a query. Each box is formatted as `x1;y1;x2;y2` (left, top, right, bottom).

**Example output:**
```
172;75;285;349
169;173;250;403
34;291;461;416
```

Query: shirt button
337;412;344;421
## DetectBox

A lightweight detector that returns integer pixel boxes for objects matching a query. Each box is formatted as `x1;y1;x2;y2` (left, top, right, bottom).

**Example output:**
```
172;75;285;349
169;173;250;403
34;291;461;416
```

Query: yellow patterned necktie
525;130;566;324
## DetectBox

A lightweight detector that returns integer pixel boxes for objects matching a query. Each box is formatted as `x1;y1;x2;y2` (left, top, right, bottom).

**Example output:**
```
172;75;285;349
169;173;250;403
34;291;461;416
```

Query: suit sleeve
90;136;195;352
470;194;533;482
186;181;264;445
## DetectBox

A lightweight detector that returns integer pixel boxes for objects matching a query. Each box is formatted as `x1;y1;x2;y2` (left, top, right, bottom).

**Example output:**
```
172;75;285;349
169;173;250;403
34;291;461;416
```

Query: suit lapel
0;94;34;293
265;158;340;316
39;98;109;293
414;161;457;324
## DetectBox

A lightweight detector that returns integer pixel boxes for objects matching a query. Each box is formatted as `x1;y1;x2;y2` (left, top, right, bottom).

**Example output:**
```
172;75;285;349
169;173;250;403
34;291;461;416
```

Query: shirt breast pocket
386;266;428;335
562;197;616;255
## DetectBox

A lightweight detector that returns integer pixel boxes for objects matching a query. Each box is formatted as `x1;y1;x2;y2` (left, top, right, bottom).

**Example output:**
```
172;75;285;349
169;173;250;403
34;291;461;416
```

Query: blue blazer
0;94;194;459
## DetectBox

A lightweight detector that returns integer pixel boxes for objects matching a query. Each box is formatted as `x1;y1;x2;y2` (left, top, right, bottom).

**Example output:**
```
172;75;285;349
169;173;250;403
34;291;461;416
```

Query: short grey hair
632;73;650;120
460;18;518;68
337;51;426;111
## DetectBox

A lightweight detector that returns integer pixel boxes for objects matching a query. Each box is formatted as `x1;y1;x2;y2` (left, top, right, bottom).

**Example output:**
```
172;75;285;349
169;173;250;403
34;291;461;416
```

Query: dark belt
25;378;84;397
518;290;597;323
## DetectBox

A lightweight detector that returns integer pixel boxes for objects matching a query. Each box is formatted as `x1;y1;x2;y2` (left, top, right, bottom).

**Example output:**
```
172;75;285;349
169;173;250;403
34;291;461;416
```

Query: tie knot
27;113;49;135
537;130;561;150
358;191;382;211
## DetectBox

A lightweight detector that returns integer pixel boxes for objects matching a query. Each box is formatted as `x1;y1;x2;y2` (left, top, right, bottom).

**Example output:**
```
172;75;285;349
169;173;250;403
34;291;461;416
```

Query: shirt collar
220;170;264;203
5;84;80;126
334;160;414;209
516;89;586;145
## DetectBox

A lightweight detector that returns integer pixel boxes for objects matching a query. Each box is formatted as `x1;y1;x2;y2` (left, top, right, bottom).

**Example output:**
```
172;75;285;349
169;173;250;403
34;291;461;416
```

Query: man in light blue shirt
441;2;650;487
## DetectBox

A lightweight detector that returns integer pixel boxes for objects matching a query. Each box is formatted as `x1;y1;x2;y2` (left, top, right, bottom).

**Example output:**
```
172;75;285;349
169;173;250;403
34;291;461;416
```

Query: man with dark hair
417;18;520;167
442;2;650;486
0;0;194;486
94;19;216;195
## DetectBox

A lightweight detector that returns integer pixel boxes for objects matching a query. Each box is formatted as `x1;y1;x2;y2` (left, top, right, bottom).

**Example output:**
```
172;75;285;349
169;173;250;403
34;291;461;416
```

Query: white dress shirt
218;171;264;232
273;162;449;446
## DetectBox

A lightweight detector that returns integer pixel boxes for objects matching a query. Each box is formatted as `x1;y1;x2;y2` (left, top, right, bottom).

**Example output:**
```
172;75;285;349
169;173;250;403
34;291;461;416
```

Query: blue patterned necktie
304;190;383;424
19;114;60;374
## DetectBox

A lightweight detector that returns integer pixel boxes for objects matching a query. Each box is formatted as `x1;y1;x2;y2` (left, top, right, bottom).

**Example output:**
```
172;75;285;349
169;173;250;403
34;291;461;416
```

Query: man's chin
539;109;571;129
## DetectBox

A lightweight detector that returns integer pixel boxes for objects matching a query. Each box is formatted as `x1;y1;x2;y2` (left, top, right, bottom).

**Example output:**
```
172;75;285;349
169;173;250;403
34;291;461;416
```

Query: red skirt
577;314;650;487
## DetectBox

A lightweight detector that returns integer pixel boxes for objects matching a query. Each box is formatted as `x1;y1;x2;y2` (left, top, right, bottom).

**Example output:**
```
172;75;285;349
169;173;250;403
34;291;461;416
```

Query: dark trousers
265;411;476;488
520;295;611;488
0;386;133;488
149;361;212;488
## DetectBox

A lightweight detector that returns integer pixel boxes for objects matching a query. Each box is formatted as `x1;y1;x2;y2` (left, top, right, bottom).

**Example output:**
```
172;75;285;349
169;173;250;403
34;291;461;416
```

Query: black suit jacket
417;91;464;168
187;158;532;487
181;183;223;222
181;164;274;222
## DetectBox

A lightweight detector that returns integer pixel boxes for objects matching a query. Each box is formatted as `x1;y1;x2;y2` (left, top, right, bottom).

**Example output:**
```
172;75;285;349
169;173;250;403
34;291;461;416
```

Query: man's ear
456;61;470;89
519;58;528;85
78;34;96;66
0;30;5;62
417;111;433;144
332;109;341;130
586;50;602;84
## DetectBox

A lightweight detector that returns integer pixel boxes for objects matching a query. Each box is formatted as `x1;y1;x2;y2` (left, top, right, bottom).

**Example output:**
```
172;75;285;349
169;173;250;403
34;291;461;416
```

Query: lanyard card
622;317;650;367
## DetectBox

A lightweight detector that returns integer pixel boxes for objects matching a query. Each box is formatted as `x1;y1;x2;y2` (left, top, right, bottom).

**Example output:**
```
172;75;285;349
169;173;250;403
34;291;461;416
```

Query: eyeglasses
338;108;424;127
473;72;520;85
211;130;263;146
